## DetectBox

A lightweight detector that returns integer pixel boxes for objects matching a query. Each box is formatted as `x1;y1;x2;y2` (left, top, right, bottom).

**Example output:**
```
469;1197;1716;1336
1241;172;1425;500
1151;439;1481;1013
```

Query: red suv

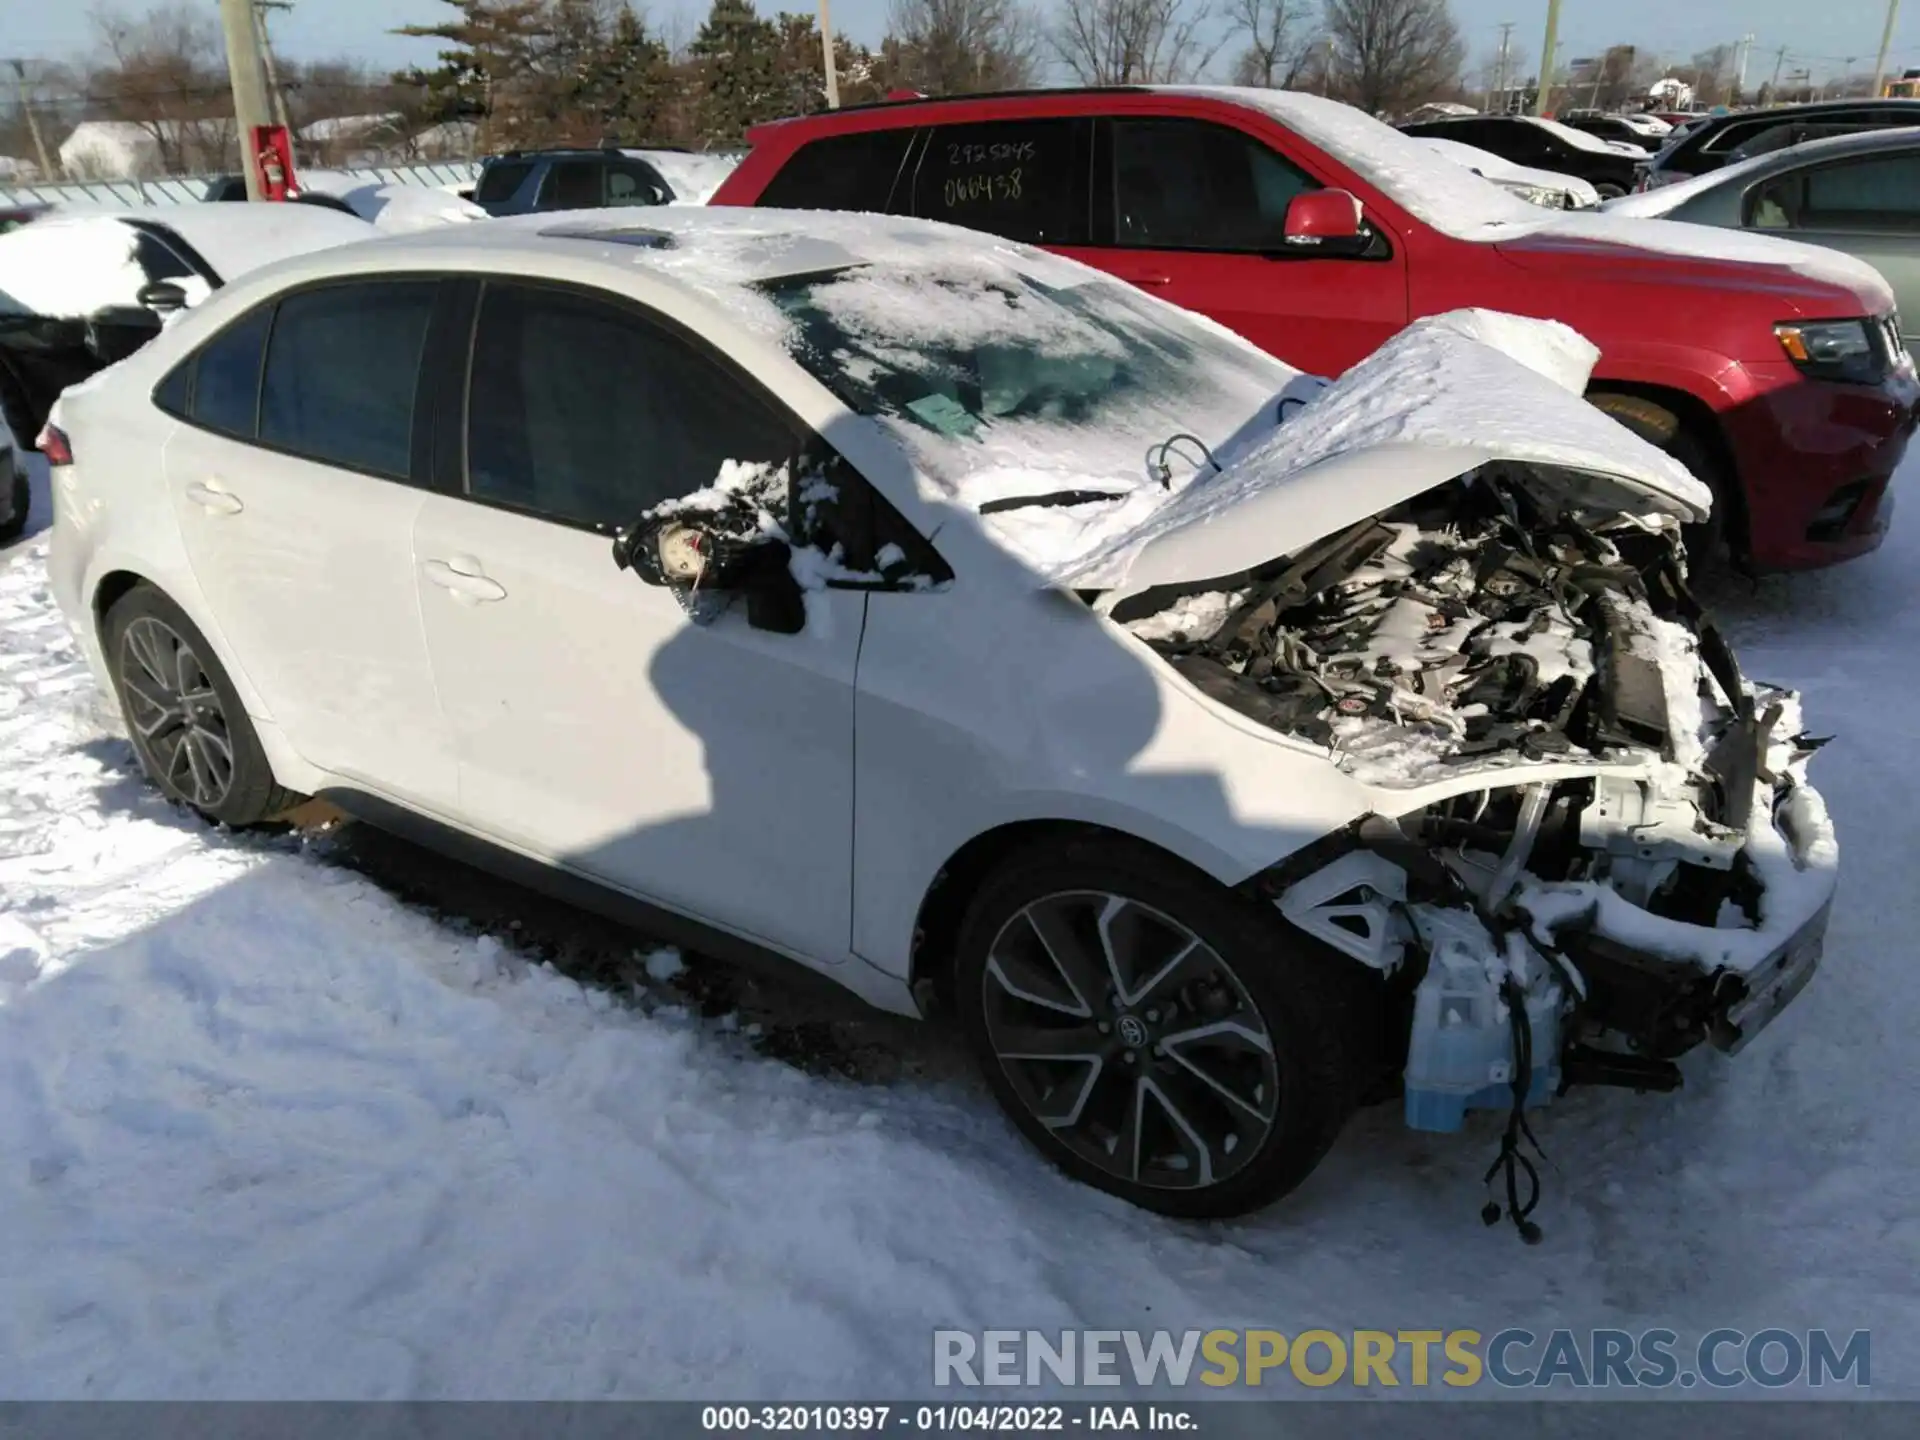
711;86;1920;570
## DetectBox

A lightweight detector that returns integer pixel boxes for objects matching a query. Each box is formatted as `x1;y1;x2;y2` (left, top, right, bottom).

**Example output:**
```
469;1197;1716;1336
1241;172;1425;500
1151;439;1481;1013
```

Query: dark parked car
1638;99;1920;190
1561;114;1666;148
470;147;677;215
0;205;374;451
1400;114;1646;197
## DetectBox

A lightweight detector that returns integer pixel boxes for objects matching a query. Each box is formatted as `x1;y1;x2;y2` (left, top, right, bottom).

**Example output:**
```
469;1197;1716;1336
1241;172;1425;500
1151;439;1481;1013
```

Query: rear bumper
1723;360;1920;570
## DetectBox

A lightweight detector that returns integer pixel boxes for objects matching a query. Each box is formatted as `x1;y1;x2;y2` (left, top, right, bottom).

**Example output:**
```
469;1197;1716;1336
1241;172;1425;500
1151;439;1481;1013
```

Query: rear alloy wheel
953;837;1361;1219
104;584;298;826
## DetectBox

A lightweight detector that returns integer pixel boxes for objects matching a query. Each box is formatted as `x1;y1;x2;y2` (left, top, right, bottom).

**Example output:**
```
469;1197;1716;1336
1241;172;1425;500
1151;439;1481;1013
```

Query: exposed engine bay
1117;465;1838;1234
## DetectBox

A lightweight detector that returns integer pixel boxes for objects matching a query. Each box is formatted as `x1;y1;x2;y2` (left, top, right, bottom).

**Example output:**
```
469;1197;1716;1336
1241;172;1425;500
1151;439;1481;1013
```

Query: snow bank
0;217;147;317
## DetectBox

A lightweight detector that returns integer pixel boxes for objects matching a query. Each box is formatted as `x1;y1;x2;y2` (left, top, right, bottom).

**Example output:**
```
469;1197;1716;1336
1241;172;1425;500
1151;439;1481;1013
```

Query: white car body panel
43;209;1835;1032
410;491;866;966
162;420;455;810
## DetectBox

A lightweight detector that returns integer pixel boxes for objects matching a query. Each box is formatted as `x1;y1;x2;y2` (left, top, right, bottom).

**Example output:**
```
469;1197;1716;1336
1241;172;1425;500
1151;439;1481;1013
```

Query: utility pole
254;1;294;135
1533;0;1562;116
818;0;840;109
1733;32;1754;103
1495;22;1515;113
6;60;53;179
1873;0;1902;96
218;0;274;199
1769;44;1788;91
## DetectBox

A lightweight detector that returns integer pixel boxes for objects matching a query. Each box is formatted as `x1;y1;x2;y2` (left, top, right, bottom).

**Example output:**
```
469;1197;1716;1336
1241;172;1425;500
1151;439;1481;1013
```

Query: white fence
0;162;482;211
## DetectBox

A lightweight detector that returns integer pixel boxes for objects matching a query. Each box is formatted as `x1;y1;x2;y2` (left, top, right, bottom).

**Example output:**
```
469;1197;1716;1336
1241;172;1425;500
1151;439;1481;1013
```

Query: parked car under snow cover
1419;136;1600;208
0;203;377;453
45;210;1838;1224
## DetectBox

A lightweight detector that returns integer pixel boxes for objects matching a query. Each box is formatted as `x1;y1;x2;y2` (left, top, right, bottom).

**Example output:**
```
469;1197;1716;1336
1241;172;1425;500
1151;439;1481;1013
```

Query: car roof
209;205;1102;333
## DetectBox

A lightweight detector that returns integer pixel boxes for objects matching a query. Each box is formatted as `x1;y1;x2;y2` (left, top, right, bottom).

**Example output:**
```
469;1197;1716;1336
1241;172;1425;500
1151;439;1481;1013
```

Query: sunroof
538;224;677;249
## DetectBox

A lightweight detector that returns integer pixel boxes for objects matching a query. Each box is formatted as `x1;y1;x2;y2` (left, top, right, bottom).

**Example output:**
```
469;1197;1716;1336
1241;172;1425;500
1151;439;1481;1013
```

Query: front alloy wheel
981;891;1279;1193
954;836;1362;1219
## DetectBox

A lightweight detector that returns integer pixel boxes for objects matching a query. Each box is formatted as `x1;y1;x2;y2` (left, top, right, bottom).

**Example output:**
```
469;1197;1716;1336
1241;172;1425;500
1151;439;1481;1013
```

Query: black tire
102;583;300;826
952;834;1365;1219
0;468;25;544
1588;391;1732;568
1594;182;1627;200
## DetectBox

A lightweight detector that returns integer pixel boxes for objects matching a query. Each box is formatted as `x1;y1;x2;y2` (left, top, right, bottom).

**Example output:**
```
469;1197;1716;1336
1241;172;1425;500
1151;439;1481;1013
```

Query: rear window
757;129;917;212
911;117;1090;246
475;160;535;204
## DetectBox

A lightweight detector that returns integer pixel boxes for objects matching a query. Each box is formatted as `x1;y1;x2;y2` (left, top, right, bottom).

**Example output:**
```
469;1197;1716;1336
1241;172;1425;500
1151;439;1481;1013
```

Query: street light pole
1873;0;1902;96
818;0;840;109
218;0;273;199
1533;0;1562;116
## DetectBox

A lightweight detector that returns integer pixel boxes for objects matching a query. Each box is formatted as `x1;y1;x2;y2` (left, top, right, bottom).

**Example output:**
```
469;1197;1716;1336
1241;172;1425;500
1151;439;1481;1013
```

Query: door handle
422;556;507;603
184;480;243;515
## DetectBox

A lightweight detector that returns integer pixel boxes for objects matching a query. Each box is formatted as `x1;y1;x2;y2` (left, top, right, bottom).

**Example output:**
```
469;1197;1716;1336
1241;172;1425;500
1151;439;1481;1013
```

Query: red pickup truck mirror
1282;190;1366;251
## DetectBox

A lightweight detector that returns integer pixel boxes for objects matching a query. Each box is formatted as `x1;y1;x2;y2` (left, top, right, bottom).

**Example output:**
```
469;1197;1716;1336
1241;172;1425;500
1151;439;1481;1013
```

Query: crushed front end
1118;462;1839;1143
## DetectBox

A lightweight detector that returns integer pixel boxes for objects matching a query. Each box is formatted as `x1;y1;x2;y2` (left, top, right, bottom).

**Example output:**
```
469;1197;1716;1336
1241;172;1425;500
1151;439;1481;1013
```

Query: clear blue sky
9;0;1918;87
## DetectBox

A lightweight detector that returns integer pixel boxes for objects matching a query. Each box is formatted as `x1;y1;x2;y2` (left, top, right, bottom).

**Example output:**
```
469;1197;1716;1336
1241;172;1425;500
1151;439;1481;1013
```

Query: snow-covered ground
1;451;1917;1400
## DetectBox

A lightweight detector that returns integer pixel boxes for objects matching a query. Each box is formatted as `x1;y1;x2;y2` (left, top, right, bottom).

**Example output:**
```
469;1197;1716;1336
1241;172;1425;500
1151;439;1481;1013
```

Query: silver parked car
1606;126;1920;355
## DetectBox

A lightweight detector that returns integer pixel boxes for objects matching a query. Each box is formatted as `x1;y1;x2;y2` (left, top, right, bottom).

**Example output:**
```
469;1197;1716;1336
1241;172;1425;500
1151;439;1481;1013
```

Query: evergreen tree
393;0;551;147
688;0;784;146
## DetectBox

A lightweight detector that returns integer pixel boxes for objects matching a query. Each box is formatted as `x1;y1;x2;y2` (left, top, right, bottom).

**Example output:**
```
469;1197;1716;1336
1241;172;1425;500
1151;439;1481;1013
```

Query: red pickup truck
711;86;1920;570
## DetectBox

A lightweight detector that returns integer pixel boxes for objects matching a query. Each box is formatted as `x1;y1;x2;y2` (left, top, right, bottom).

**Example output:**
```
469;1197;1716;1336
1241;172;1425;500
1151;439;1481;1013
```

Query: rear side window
1753;151;1920;230
187;307;272;436
911;118;1089;245
539;160;603;210
757;129;918;212
475;160;535;204
464;281;795;529
258;280;436;477
1109;118;1314;251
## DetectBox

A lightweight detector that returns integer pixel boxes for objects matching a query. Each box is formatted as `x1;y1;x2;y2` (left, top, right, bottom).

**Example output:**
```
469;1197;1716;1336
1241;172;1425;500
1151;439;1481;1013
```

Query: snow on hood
1054;309;1712;596
1493;210;1897;306
0;215;148;317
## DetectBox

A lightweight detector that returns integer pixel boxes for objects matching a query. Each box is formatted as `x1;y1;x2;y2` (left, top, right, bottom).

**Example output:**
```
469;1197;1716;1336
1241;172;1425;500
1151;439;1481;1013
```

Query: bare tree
884;0;1040;94
85;4;237;175
1323;0;1464;116
1226;0;1317;89
1051;0;1219;85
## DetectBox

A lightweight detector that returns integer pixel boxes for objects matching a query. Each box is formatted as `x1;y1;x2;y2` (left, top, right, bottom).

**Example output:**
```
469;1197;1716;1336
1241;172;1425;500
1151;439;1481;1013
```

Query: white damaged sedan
44;209;1836;1224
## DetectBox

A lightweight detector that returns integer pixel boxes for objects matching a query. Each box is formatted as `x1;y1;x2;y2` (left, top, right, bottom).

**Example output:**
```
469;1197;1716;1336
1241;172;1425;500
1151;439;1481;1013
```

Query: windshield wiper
978;489;1128;515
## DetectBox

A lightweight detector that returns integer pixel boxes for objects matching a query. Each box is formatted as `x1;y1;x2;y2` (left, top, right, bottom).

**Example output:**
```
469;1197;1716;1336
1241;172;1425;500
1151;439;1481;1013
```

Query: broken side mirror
1280;189;1370;257
612;515;805;634
137;280;189;314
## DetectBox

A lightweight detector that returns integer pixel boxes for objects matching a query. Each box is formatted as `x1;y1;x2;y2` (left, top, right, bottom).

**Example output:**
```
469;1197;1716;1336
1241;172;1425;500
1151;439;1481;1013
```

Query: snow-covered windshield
756;259;1290;521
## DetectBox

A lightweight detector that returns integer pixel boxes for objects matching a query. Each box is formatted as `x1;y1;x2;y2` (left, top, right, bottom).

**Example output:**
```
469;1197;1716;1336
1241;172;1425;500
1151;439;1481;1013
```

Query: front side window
464;281;795;529
258;280;436;477
1110;117;1315;251
538;159;603;210
606;160;669;207
186;306;273;437
911;118;1089;245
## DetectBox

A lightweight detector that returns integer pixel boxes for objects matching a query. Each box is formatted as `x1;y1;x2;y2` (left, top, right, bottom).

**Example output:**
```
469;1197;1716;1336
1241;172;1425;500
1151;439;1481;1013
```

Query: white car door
410;277;862;965
161;278;456;811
